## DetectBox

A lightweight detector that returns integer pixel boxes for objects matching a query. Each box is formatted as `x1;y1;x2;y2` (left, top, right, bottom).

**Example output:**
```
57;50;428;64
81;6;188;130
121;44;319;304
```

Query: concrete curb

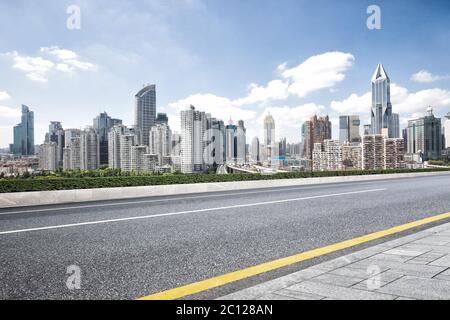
1;171;449;209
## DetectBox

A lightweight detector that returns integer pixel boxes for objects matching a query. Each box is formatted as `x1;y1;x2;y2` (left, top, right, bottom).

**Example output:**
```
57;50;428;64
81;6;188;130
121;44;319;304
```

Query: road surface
1;173;450;299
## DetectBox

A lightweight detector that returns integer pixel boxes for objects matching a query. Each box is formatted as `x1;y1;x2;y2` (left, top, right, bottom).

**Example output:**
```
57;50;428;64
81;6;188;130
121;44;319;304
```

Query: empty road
1;173;450;300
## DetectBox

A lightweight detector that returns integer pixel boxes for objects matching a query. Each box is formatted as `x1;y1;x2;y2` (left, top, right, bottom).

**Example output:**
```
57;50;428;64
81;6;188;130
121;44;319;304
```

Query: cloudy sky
1;0;450;148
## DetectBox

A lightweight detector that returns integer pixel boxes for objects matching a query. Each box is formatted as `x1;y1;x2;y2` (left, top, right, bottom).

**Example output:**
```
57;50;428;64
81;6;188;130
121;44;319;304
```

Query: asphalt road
1;173;450;300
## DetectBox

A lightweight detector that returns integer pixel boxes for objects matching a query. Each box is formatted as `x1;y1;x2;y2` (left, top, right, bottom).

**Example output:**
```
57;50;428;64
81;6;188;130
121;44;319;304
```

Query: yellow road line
138;211;450;300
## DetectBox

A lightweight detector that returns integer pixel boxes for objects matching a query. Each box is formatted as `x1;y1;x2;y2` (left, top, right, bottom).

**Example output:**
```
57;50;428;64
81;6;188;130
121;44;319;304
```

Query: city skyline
1;0;450;148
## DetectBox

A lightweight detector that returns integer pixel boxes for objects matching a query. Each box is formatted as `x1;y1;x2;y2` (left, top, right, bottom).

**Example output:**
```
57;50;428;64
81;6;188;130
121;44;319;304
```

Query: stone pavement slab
218;221;450;300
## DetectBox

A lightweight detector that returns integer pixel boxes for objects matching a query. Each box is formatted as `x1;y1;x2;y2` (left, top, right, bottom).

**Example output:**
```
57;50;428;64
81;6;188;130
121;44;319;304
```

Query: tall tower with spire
371;64;394;137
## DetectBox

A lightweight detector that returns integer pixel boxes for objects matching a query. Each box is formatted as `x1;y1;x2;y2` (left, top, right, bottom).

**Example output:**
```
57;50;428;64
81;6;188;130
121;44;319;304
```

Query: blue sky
1;0;450;147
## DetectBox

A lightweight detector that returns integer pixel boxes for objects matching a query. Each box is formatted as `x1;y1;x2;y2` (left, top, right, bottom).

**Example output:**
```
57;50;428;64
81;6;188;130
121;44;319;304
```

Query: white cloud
168;93;257;122
234;80;289;106
411;70;450;83
0;91;11;101
232;51;355;106
391;84;450;116
3;47;97;82
0;106;21;118
330;92;371;114
282;51;355;98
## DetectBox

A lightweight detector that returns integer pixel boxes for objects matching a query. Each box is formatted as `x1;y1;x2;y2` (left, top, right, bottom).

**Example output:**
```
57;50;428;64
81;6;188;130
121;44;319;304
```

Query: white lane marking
0;181;380;216
0;188;386;236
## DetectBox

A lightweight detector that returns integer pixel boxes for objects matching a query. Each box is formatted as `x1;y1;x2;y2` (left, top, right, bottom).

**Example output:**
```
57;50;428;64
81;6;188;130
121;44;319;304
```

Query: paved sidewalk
218;222;450;300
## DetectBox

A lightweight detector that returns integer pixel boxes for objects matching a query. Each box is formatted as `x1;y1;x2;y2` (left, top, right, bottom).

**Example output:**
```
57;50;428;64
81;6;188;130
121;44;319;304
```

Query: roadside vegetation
1;167;450;193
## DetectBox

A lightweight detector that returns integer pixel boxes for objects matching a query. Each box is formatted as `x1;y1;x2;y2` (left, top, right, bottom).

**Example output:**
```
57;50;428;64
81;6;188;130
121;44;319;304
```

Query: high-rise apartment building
80;127;100;170
303;115;332;160
312;140;342;171
62;129;82;171
39;142;57;171
362;134;405;170
134;85;156;146
180;105;207;173
339;115;361;144
12;105;35;156
108;125;128;169
342;144;362;169
131;145;149;173
149;124;172;165
120;134;137;172
406;106;442;161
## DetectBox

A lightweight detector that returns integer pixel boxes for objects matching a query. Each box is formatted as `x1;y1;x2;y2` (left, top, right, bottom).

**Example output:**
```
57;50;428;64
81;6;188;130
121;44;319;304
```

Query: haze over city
1;0;450;148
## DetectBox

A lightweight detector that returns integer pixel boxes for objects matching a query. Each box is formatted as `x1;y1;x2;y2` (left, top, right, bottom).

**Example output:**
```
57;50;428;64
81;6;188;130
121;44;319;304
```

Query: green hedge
0;168;449;193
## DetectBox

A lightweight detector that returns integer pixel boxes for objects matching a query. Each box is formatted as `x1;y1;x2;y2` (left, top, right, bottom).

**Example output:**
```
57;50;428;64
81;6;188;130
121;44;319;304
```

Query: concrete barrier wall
1;171;449;209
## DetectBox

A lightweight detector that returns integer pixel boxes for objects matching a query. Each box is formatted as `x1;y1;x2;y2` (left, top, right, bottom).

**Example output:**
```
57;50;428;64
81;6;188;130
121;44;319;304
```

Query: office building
156;113;169;125
251;137;260;164
370;64;395;137
12;105;35;156
236;120;246;164
93;112;122;166
406;106;442;161
134;85;156;146
45;121;65;169
339;115;361;144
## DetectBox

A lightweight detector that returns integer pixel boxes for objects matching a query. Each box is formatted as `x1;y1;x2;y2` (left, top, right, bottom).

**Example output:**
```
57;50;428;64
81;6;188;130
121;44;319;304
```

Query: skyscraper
134;85;156;146
406;106;442;161
93;112;122;166
371;64;394;137
180;105;207;173
444;112;450;149
339;115;361;144
264;114;276;163
12;105;34;156
225;119;237;164
236;120;246;164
